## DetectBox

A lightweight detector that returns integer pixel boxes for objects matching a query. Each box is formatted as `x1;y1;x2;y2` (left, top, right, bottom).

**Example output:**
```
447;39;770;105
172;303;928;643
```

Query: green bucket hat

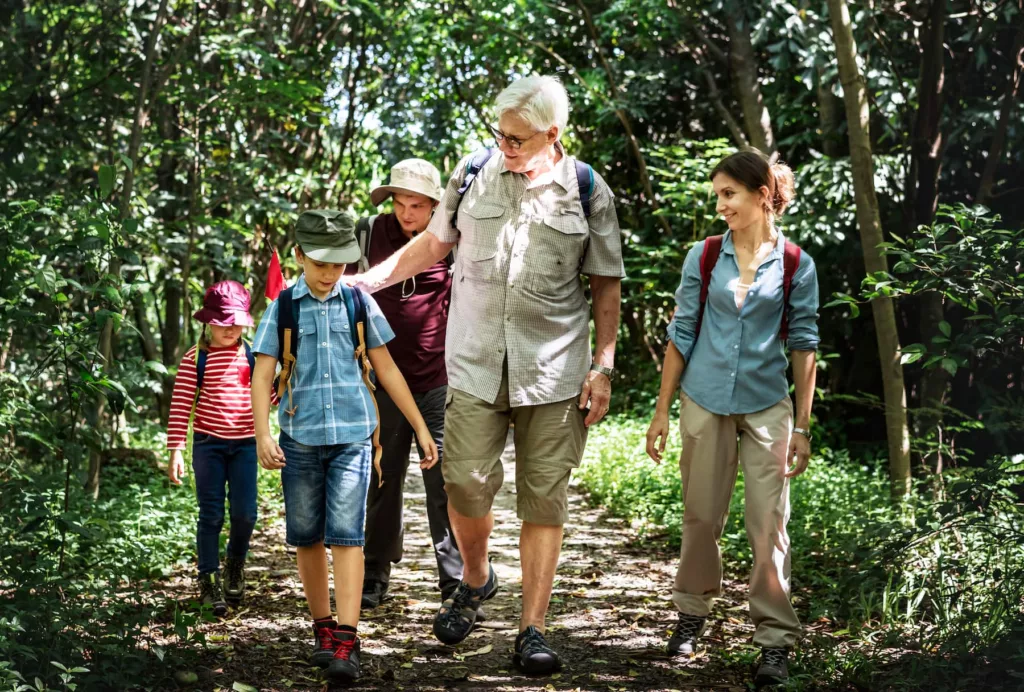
295;209;360;264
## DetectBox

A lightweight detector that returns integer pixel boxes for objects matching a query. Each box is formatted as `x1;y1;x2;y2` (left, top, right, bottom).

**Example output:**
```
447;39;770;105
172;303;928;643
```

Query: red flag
265;249;286;301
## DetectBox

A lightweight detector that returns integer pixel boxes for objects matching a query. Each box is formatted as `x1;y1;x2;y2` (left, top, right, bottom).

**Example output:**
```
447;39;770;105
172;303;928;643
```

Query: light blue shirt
252;275;395;446
668;230;819;416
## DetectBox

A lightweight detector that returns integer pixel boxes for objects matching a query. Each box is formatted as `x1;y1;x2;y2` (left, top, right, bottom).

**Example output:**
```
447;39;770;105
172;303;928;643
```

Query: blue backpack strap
574;159;595;219
242;341;255;380
195;347;208;394
451;148;496;225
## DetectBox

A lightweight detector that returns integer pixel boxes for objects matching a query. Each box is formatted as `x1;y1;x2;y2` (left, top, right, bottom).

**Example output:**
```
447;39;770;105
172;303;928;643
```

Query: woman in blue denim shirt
645;150;820;686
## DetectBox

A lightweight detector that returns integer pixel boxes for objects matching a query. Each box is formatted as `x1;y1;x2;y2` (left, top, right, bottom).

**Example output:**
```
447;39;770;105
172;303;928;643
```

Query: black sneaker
325;631;360;682
754;647;789;686
360;579;389;609
513;626;561;674
432;564;498;645
198;572;228;618
223;556;246;604
667;612;706;656
311;619;337;668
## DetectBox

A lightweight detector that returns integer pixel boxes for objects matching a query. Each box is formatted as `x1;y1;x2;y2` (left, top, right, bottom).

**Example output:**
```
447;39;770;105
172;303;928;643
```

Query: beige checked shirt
427;146;625;407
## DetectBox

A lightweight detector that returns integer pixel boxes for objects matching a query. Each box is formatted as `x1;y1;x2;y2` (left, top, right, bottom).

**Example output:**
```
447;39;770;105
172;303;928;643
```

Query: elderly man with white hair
350;74;624;673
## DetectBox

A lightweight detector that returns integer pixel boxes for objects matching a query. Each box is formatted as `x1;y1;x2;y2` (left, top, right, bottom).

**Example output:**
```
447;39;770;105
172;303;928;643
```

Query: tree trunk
976;20;1024;205
816;65;842;156
86;0;170;499
907;0;949;477
726;8;776;153
827;0;912;498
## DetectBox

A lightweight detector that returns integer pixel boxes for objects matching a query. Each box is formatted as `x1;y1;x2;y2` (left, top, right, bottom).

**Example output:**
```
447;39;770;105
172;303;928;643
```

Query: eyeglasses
488;124;545;151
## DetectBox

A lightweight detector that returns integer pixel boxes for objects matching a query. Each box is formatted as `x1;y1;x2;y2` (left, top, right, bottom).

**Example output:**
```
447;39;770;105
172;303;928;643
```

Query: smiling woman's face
712;172;768;233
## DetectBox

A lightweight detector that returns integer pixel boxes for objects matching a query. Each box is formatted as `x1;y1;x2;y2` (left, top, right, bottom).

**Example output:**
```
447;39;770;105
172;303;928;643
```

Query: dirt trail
163;434;766;691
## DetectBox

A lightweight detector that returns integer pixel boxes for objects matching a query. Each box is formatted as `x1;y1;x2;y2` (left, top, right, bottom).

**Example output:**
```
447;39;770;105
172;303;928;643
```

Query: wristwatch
792;427;812;442
590;363;615;378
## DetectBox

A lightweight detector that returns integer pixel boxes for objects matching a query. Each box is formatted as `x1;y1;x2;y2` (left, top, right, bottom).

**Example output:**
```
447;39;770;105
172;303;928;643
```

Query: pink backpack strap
695;235;723;339
780;240;802;341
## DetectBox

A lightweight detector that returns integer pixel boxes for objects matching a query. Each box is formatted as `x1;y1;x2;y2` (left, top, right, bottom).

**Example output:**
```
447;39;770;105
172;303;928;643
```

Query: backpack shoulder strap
573;159;595;219
356;214;378;273
451;148;496;225
242;341;255;379
274;286;300;416
275;286;296;362
780;240;802;341
344;285;384;489
194;346;208;394
695;235;724;339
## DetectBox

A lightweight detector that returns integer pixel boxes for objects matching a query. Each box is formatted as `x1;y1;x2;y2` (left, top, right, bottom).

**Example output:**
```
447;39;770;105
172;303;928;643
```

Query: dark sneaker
360;580;389;609
325;631;361;682
223;556;246;604
754;647;789;686
311;619;337;668
198;572;228;618
667;612;706;656
513;626;561;674
432;565;499;645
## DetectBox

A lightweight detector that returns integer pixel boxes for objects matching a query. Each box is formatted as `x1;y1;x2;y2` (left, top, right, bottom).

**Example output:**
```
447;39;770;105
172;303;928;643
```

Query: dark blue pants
191;434;258;576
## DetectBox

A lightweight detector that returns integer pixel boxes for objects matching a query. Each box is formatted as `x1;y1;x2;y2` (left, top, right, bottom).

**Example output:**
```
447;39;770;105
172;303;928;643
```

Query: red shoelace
316;625;334;650
333;635;356;661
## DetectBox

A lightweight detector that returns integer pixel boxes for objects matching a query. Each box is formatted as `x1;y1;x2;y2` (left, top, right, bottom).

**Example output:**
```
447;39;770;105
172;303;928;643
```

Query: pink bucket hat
192;280;255;327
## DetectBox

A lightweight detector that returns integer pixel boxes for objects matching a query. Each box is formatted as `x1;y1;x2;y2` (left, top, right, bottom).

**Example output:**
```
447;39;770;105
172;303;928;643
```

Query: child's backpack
192;341;255;421
695;235;803;341
273;284;384;485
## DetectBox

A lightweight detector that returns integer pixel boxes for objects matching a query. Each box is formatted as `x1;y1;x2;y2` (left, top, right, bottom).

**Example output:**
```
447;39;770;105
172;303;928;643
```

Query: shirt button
730;372;736;377
324;373;329;379
734;344;739;349
321;310;326;315
326;404;331;409
322;341;327;346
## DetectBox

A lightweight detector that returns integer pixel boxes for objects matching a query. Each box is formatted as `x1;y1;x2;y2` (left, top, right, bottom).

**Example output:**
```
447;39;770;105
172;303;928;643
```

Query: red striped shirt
166;344;266;450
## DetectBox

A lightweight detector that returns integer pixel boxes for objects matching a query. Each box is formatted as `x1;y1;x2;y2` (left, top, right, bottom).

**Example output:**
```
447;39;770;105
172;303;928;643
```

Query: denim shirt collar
720;229;786;263
291;274;342;302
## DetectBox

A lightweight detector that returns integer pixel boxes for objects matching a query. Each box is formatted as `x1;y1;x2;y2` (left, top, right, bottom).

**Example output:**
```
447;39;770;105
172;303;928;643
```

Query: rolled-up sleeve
363;291;396;348
667;242;703;363
786;251;820;351
580;172;626;278
426;154;472;245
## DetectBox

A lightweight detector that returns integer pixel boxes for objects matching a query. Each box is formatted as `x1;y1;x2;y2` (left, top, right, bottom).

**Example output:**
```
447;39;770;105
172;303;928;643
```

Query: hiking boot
513;625;561;674
223;556;246;604
325;631;361;682
198;572;228;618
667;612;706;656
360;579;389;609
432;564;498;645
311;619;337;668
754;647;789;686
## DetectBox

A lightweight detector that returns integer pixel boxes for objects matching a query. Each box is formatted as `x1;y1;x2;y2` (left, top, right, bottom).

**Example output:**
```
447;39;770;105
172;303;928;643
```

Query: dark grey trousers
363;384;463;598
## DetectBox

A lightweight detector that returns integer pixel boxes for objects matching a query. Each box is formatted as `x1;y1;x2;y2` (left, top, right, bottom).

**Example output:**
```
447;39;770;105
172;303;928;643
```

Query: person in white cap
346;159;465;611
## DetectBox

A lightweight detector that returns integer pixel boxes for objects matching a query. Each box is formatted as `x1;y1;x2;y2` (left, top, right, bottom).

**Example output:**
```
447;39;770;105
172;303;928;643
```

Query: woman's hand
168;450;186;486
415;427;439;470
257;433;286;470
785;432;811;478
645;410;671;463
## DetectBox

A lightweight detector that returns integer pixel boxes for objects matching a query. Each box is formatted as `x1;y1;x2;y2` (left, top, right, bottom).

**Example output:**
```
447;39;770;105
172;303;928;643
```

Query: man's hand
343;274;375;293
168;450;186;485
785;432;811;478
645;411;670;463
257;433;286;470
578;370;611;427
414;427;439;470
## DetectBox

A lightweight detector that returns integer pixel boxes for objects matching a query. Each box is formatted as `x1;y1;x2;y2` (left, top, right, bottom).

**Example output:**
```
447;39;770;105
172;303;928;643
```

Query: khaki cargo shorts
442;371;588;526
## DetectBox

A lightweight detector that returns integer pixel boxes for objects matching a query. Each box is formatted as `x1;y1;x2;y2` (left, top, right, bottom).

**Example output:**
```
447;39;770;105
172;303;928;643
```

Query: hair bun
770;161;795;215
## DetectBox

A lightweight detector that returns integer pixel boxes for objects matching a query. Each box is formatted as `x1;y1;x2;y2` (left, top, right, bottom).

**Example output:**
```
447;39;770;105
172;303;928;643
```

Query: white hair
494;75;569;135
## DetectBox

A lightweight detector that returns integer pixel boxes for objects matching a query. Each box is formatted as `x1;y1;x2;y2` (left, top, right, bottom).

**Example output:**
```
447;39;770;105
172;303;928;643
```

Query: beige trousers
672;394;801;649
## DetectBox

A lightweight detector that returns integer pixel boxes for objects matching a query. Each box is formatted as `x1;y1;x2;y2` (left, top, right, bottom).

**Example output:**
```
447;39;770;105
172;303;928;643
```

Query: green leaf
122;218;139;236
145;360;169;375
118;153;134;172
35;266;58;295
941;358;958;376
102;285;123;307
232;683;259;692
98;165;115;198
900;352;923;365
938;321;951;337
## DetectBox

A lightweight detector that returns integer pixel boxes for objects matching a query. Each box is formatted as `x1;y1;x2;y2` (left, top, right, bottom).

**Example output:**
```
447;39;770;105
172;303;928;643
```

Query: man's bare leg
448;506;493;588
519;521;563;632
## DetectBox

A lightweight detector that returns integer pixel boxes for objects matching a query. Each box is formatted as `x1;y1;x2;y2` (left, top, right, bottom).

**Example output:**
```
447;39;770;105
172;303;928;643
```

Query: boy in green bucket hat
251;209;439;682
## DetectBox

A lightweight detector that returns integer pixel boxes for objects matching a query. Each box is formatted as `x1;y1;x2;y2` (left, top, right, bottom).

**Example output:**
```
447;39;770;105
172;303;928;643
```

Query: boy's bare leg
331;545;364;627
519;521;563;632
296;544;331;619
449;507;493;588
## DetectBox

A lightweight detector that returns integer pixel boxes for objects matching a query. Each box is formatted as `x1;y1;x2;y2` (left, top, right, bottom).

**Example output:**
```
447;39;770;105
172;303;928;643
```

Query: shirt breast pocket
527;212;588;297
330;318;352;347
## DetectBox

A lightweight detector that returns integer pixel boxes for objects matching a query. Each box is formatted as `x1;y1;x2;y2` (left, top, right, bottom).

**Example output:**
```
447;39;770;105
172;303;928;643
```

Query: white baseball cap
370;158;443;206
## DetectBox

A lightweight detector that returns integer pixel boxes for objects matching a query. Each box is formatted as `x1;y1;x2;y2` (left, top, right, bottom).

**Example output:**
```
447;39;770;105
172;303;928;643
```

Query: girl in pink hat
165;280;270;617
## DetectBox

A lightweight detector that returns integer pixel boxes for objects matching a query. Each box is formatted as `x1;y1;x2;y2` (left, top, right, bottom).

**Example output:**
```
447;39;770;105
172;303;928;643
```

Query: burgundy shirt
346;213;451;393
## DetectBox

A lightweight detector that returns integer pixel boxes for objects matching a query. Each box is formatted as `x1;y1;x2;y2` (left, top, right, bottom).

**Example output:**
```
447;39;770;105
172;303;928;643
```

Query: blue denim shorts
279;432;372;547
